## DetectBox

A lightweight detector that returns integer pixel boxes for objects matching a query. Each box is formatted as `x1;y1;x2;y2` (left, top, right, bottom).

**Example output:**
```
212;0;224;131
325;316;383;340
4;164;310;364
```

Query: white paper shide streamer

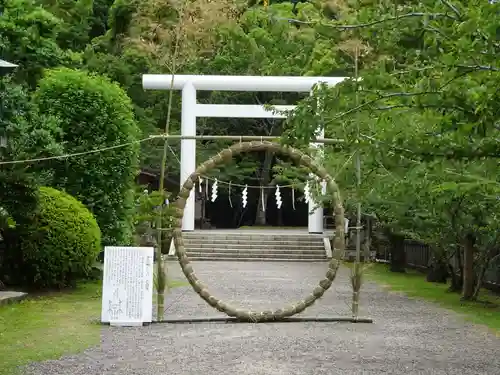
242;185;248;208
198;176;203;193
304;181;311;204
211;178;218;202
275;185;282;209
261;187;266;212
228;181;233;208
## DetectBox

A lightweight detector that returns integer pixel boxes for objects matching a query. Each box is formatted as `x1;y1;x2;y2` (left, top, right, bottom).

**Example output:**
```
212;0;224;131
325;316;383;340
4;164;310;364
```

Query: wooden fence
376;239;500;291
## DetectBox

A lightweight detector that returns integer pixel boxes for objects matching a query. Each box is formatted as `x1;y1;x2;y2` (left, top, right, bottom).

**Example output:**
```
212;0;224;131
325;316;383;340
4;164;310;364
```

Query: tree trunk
472;262;487;300
388;231;406;273
277;205;283;226
448;250;463;293
255;189;268;226
426;259;448;283
448;266;463;292
473;249;500;299
234;205;243;227
462;234;475;300
254;150;273;226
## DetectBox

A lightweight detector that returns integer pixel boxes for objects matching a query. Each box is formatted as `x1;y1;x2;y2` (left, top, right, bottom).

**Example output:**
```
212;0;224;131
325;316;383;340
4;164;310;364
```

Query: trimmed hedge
19;187;101;288
33;68;140;246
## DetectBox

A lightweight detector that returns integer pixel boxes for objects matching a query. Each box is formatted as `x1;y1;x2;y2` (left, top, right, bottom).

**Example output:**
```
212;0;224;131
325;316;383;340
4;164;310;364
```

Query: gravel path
25;261;500;375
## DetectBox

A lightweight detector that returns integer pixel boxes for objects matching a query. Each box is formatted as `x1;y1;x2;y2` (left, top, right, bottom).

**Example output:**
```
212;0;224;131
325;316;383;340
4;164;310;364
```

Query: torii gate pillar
142;75;346;233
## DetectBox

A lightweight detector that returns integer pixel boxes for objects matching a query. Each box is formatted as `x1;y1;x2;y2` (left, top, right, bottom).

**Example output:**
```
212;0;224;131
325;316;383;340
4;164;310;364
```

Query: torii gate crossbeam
142;74;347;233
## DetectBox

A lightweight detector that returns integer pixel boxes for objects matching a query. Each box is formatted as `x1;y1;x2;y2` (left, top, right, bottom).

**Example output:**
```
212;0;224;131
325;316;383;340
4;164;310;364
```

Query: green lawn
0;278;187;375
363;263;500;334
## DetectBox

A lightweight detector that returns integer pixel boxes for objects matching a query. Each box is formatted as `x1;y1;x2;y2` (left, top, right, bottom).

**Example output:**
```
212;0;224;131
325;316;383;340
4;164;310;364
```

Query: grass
363;263;500;334
0;278;187;375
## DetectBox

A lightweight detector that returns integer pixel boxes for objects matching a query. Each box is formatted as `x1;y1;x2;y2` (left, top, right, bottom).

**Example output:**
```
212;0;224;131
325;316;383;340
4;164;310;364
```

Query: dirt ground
25;262;500;375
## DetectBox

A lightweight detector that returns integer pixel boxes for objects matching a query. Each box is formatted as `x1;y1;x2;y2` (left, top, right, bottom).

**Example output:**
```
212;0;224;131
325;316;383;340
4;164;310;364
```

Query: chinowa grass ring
172;141;345;322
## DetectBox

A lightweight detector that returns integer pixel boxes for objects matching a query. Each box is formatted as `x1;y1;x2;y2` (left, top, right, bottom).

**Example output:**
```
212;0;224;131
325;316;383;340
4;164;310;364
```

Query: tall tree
0;0;71;86
282;0;500;299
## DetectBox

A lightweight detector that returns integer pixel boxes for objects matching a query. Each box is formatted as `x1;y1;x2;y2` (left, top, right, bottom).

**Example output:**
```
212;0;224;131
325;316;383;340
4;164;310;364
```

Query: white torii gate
142;75;346;233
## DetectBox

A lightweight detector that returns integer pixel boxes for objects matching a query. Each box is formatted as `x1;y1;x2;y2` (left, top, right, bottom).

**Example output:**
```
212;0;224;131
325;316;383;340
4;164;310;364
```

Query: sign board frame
101;246;154;326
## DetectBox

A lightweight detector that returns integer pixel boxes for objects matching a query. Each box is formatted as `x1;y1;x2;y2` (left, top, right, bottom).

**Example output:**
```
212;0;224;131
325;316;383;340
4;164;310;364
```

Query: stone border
172;141;345;322
0;291;28;306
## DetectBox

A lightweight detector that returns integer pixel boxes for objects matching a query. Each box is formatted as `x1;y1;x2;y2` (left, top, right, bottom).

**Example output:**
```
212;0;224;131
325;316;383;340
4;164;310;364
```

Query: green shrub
18;187;101;288
33;67;140;246
132;188;176;252
0;77;63;287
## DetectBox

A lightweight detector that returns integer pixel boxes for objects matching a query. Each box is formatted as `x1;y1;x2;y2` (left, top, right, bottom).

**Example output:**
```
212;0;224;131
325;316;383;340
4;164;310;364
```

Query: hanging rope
167;140;330;212
167;143;308;189
204;175;299;189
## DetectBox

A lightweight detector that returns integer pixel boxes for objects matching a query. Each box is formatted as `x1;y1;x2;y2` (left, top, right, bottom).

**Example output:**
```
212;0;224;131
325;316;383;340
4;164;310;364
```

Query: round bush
20;187;101;288
34;68;140;246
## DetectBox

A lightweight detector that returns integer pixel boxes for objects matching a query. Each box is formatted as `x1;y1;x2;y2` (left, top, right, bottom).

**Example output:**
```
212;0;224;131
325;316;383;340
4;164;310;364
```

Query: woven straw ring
172;141;345;322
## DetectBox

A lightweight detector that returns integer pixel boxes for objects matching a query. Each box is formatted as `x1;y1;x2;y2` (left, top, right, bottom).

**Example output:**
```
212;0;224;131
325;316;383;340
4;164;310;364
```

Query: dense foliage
132;188;176;254
9;187;101;288
0;0;498;299
281;0;500;299
34;68;140;245
0;77;63;288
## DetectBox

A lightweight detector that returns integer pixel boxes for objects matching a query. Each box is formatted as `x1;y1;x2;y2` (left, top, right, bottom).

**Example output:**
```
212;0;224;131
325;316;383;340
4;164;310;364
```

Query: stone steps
186;251;325;259
180;257;328;262
183;237;324;243
185;248;325;255
177;231;328;261
184;242;324;250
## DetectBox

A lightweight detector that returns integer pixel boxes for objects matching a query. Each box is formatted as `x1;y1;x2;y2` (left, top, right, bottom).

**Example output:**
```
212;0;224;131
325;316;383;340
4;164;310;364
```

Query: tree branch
358;134;500;161
439;0;462;19
328;91;439;122
457;64;500;72
322;64;494;123
332;13;457;29
374;104;467;113
273;12;457;28
425;25;452;41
